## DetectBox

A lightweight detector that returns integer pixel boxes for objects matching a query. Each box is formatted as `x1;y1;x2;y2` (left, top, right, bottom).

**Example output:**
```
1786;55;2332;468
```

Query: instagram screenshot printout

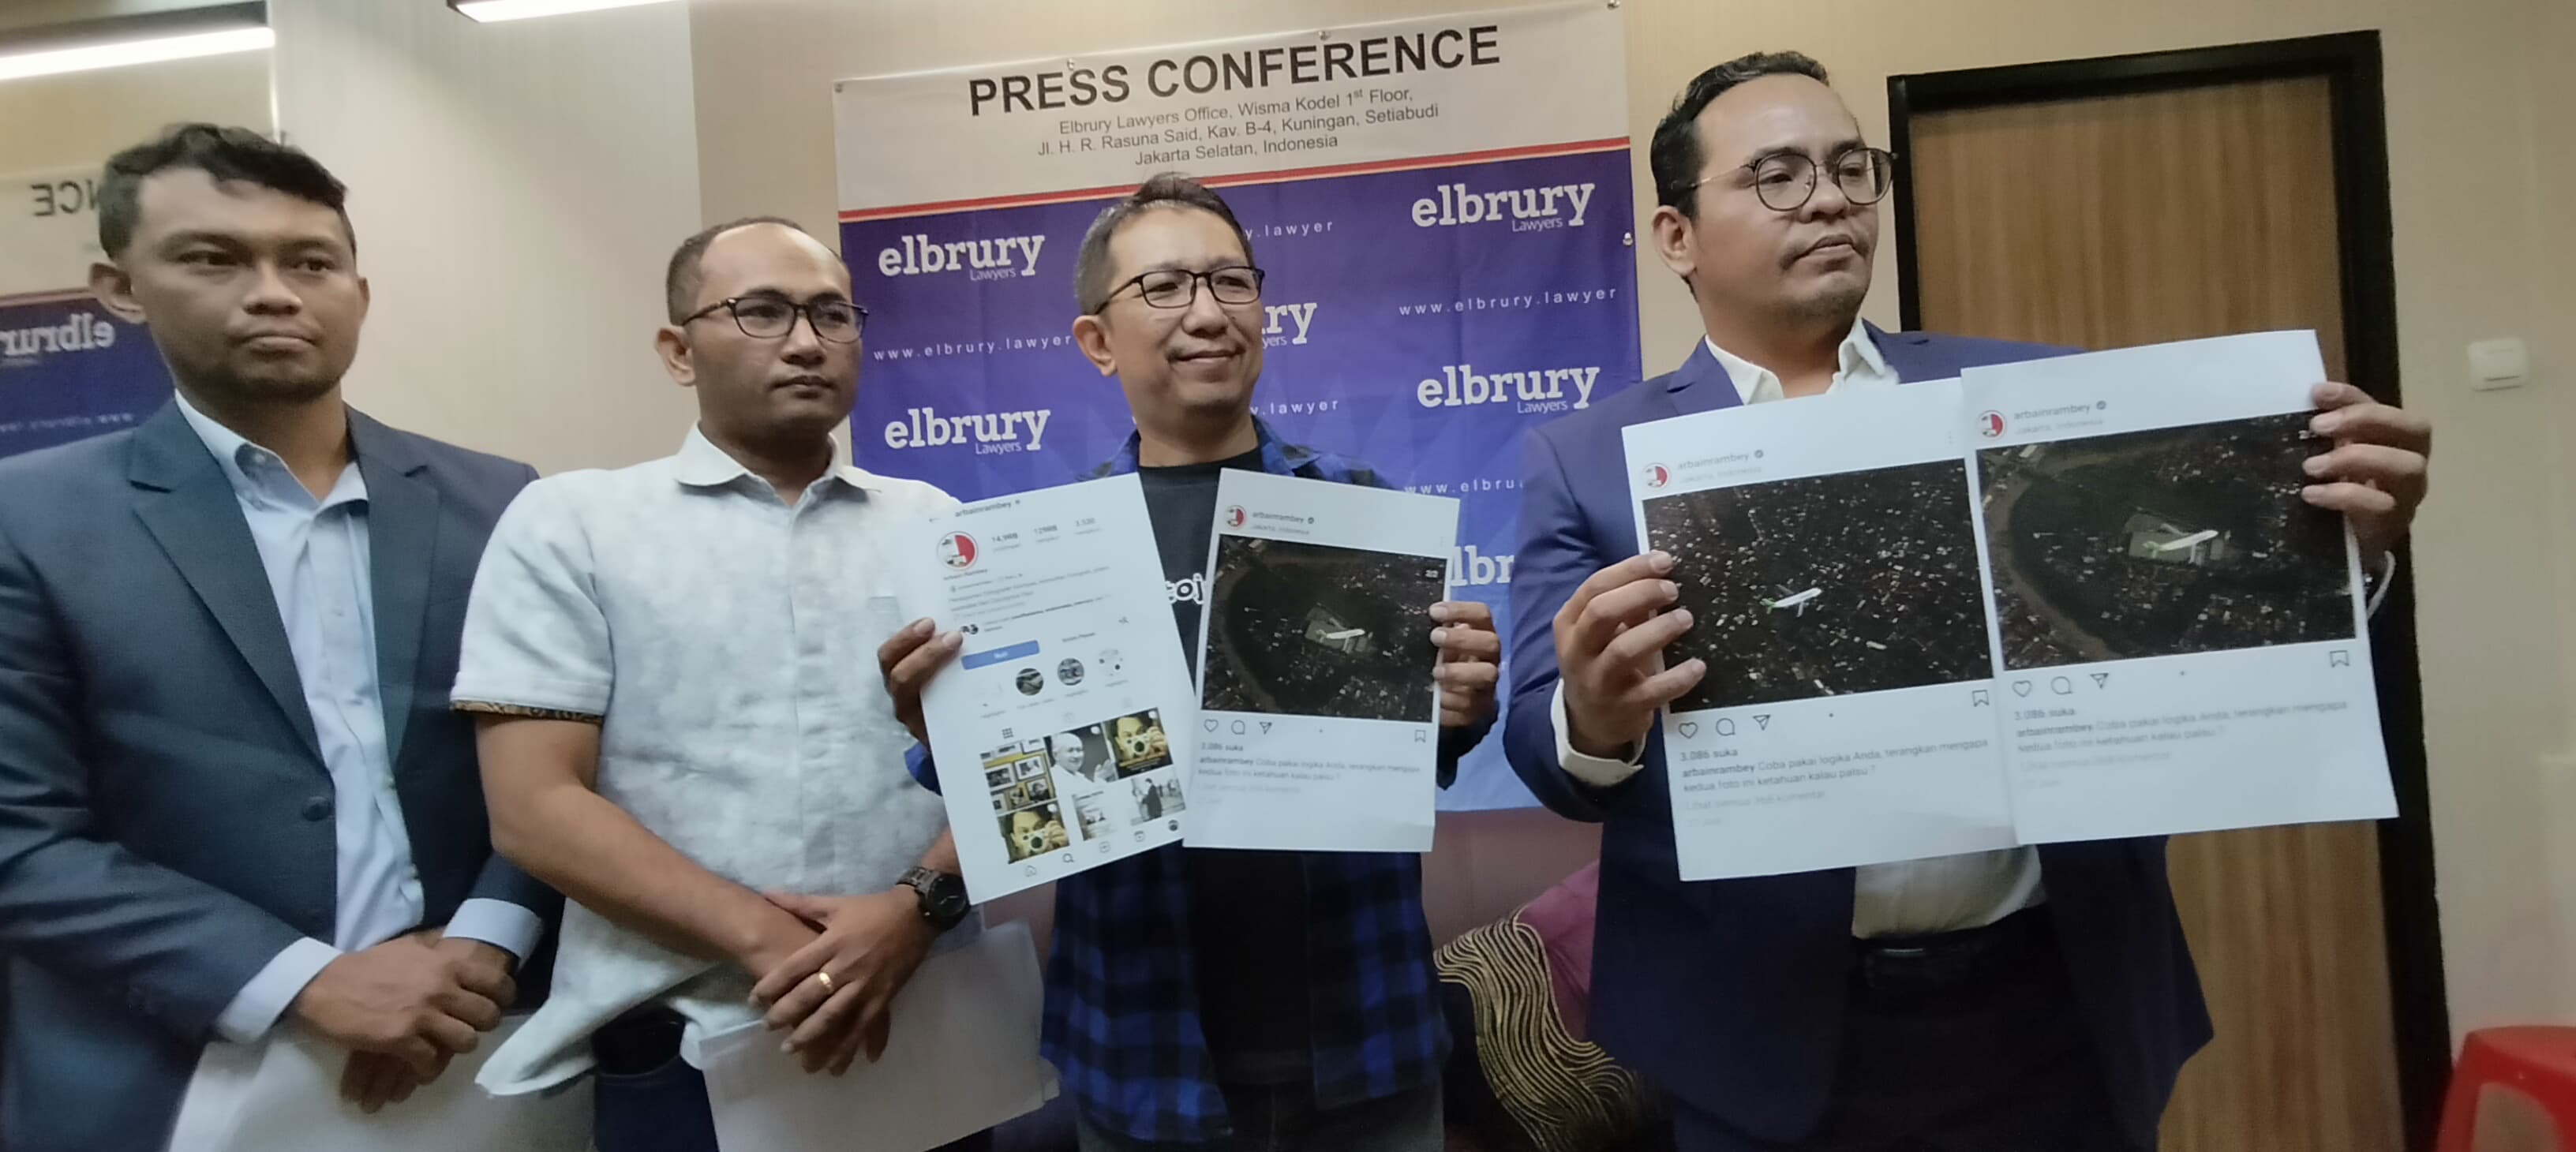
1622;331;2392;881
897;475;1196;901
1189;471;1460;853
897;473;1463;899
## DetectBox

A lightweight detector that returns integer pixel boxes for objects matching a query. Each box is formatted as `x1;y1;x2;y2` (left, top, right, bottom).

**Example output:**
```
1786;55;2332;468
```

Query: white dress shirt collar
1702;316;1895;406
670;423;879;496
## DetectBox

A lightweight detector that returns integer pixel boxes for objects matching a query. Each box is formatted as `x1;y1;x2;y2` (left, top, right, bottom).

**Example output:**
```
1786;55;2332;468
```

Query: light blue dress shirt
174;395;541;1044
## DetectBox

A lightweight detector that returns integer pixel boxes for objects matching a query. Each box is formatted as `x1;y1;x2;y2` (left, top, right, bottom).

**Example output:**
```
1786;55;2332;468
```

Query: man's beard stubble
1775;274;1870;332
193;360;342;407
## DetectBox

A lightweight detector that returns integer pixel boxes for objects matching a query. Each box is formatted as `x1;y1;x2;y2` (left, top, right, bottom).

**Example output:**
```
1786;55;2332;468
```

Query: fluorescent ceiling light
0;8;271;83
451;0;681;22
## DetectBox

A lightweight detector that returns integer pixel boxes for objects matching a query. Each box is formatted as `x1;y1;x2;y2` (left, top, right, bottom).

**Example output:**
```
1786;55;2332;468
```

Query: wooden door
1904;77;2403;1152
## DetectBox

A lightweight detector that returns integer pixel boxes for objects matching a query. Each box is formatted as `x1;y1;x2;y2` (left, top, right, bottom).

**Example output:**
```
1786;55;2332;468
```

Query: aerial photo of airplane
1765;585;1822;616
2148;528;2218;554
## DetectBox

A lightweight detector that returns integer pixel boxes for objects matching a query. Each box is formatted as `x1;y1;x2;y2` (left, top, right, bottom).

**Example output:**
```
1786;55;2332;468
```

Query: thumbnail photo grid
981;707;1184;862
1642;460;1990;712
1977;411;2356;671
1199;536;1449;724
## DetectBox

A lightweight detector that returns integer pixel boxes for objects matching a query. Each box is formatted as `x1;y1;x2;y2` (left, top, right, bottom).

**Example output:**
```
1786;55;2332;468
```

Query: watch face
911;870;968;923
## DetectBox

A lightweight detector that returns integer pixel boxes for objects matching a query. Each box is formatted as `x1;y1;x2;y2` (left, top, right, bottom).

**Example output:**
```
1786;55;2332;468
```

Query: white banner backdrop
2;166;107;298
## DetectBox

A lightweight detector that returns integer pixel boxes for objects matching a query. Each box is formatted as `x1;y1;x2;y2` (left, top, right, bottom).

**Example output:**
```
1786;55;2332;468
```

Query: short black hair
664;215;810;324
1650;51;1832;217
98;124;352;257
1073;173;1256;314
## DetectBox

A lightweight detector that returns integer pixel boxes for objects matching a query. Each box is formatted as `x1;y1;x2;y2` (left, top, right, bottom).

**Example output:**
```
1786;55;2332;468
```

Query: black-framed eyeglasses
680;294;867;343
1694;147;1897;212
1094;265;1265;313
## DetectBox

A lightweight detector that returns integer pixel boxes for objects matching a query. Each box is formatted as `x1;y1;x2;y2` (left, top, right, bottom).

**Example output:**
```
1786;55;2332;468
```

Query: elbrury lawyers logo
882;406;1051;454
1417;361;1601;413
875;233;1047;281
0;311;118;365
1411;180;1597;232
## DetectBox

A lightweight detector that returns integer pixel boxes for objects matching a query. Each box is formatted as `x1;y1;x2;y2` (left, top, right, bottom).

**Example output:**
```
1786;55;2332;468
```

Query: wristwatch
900;866;972;931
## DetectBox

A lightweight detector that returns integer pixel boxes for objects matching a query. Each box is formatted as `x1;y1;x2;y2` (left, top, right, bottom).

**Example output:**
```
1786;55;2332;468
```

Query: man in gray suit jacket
0;125;560;1150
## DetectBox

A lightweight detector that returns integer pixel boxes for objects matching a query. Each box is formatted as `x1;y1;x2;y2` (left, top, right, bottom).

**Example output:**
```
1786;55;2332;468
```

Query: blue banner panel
841;144;1641;810
0;293;168;460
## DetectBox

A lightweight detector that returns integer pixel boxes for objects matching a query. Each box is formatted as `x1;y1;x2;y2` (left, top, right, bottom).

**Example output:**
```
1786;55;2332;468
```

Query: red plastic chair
2441;1027;2576;1152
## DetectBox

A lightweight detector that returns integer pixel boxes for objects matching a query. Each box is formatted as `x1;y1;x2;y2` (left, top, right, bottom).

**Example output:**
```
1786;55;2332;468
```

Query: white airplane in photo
2149;528;2218;554
1765;585;1822;616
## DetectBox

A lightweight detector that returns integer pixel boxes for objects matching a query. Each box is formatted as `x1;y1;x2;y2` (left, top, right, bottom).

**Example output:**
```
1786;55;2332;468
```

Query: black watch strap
900;866;971;930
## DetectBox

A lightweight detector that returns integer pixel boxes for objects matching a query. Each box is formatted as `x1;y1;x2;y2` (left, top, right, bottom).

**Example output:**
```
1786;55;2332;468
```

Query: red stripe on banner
0;287;99;308
837;137;1631;223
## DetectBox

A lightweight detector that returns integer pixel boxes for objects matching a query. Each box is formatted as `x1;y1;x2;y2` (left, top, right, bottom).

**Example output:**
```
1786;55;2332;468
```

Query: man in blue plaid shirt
886;173;1502;1150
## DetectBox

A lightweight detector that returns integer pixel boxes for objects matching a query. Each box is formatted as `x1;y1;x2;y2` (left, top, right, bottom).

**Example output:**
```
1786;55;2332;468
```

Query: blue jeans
1073;1080;1443;1152
590;1015;996;1152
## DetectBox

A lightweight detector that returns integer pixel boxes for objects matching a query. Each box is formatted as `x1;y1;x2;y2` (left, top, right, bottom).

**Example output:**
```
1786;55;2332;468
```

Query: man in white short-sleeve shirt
451;217;983;1152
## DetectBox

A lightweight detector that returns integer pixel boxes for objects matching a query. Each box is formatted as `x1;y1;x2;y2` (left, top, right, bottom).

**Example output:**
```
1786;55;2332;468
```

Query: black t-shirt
1136;451;1313;1080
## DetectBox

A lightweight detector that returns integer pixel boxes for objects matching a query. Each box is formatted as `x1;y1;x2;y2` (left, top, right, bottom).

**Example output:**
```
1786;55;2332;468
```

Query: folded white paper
698;920;1056;1152
166;1014;590;1152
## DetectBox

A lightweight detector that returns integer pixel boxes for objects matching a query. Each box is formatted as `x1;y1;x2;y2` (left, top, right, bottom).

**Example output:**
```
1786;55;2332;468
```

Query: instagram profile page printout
896;474;1199;902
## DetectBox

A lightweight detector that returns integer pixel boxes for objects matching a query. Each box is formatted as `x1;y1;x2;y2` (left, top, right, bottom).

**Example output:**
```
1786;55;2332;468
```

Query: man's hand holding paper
880;617;964;748
329;933;519;1113
1431;600;1503;730
2301;380;2432;568
749;888;938;1075
290;929;513;1094
1552;551;1706;767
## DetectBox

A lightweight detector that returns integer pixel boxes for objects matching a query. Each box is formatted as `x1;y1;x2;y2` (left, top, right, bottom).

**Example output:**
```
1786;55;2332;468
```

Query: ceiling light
0;3;270;83
449;0;682;22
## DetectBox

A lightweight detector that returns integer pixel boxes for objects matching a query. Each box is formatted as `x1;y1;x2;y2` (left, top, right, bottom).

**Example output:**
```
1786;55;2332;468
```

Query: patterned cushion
1435;864;1664;1152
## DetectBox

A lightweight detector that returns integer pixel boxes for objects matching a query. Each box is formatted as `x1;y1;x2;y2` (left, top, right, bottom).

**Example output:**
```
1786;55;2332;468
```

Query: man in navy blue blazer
1504;54;2432;1150
0;125;559;1150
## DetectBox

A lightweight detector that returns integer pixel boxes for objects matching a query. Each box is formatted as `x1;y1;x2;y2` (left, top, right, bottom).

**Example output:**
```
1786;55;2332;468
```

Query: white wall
268;0;702;475
0;49;270;301
687;0;2576;1041
0;47;270;195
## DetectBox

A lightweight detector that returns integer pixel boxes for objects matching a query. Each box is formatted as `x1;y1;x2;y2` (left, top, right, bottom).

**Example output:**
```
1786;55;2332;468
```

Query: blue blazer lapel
125;404;323;763
1664;339;1743;417
350;411;439;769
1863;322;1947;383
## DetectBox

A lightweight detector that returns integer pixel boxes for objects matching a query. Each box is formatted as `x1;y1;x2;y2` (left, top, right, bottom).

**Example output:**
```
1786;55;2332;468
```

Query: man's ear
88;261;146;324
1072;314;1118;378
653;324;698;388
1650;204;1698;283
